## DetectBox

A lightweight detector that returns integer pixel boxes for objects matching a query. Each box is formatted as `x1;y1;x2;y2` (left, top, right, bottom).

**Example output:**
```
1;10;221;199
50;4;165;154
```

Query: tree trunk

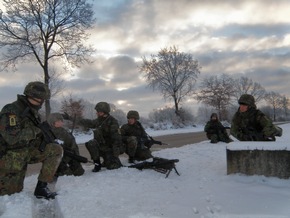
173;95;179;116
43;64;51;119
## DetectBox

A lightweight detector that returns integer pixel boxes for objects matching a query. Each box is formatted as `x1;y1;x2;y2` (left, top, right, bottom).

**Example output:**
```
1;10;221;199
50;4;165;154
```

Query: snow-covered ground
1;124;290;218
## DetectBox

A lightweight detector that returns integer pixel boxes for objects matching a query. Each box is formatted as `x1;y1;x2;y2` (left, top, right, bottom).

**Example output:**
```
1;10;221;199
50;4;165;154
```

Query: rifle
148;136;168;146
63;149;93;164
128;157;180;178
21;107;57;152
139;136;169;149
239;127;274;141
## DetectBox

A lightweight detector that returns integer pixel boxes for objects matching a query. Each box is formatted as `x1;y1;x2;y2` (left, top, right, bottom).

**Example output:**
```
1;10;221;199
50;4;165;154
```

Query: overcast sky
0;0;290;117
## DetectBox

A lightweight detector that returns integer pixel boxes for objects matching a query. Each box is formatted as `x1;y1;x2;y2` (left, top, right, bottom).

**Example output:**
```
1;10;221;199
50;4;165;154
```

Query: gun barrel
63;150;89;163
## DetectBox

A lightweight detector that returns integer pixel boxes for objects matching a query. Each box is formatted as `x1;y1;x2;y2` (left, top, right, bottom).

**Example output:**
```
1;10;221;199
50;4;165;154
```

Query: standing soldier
0;81;63;199
48;113;85;177
231;94;283;141
121;110;153;163
76;102;123;172
204;113;232;143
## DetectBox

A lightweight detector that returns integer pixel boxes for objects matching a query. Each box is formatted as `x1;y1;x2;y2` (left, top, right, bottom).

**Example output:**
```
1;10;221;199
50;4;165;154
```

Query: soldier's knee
46;143;63;157
127;136;138;146
0;172;25;195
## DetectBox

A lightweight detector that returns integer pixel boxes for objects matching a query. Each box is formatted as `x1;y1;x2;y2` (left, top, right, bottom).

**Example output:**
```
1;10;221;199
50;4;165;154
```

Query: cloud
0;0;289;117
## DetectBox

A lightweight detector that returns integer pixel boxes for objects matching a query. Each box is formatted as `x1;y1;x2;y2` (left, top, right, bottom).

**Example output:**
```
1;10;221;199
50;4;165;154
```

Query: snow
1;124;290;218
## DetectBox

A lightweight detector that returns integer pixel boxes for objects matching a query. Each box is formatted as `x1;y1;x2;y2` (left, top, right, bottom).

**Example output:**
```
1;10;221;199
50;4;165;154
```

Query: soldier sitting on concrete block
231;94;282;141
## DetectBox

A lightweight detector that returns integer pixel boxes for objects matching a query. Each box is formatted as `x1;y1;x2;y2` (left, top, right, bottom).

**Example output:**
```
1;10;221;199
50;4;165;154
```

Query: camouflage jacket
230;108;280;141
204;120;227;135
0;95;42;148
50;126;80;155
78;115;122;155
120;121;148;141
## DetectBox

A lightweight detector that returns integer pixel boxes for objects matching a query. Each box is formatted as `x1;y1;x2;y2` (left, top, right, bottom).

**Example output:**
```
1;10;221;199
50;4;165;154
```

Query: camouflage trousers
85;139;122;170
125;136;152;161
56;145;85;177
56;159;85;177
0;143;63;196
207;133;232;144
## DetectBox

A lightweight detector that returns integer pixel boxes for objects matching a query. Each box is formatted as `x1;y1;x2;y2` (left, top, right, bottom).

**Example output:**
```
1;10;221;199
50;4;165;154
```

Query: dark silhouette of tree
61;95;84;119
139;46;201;116
233;76;266;103
281;95;289;120
264;91;284;121
0;0;95;117
195;74;234;120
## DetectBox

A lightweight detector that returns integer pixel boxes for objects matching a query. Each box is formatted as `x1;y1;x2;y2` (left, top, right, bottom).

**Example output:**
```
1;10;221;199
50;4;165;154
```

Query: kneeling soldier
0;81;63;199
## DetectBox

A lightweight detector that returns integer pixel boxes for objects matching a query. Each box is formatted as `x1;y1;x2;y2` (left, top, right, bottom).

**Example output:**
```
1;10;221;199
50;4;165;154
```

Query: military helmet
238;94;255;107
24;81;50;100
210;113;218;119
95;102;110;113
48;113;64;125
127;110;140;120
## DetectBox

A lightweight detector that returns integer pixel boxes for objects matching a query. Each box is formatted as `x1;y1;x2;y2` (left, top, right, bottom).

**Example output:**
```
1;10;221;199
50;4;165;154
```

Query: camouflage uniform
0;82;63;197
120;110;152;162
48;113;84;177
204;113;232;143
231;94;283;141
79;102;123;170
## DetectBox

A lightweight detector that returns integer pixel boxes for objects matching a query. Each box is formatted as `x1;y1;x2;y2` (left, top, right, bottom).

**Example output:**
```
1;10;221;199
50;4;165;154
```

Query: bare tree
0;0;95;116
61;95;85;119
139;46;201;116
264;91;283;121
195;74;235;120
233;76;266;103
281;95;289;119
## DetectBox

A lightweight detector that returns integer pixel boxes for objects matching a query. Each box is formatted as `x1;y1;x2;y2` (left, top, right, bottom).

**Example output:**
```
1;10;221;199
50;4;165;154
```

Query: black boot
128;156;135;164
92;159;101;172
34;181;57;200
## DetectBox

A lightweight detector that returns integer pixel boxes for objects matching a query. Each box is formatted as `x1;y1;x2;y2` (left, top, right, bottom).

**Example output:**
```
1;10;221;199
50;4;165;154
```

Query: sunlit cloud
0;0;289;117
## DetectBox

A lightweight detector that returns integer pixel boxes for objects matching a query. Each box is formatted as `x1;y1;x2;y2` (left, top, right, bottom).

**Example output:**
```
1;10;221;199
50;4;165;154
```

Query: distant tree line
48;45;289;129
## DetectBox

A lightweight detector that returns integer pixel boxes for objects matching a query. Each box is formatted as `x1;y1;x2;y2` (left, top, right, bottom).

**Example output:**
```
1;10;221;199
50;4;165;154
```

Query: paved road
26;131;208;176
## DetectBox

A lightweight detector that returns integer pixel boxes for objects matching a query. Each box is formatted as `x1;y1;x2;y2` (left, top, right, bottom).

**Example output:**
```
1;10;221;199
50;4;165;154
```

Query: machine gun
128;157;180;178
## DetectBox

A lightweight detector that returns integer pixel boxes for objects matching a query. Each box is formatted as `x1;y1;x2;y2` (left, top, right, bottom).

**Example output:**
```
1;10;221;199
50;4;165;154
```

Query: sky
0;0;290;117
0;123;289;218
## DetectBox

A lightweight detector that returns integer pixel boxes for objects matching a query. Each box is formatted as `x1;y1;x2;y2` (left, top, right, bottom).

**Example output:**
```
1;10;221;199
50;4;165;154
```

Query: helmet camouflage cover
127;110;140;120
24;81;50;100
48;113;64;125
238;94;255;108
95;102;110;113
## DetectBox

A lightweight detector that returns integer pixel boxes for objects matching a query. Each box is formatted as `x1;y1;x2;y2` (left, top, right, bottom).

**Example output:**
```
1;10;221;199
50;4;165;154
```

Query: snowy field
0;124;290;218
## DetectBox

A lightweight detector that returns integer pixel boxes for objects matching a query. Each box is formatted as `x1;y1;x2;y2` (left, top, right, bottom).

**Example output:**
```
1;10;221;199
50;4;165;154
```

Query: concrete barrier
226;142;290;179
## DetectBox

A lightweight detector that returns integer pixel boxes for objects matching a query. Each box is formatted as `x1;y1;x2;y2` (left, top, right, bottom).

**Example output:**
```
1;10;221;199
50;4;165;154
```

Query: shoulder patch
8;114;17;126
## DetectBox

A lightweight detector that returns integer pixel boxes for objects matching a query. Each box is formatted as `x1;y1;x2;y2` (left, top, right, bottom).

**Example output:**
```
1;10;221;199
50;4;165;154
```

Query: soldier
231;94;283;141
48;113;85;177
204;113;232;143
77;102;123;172
0;81;63;199
121;110;153;163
